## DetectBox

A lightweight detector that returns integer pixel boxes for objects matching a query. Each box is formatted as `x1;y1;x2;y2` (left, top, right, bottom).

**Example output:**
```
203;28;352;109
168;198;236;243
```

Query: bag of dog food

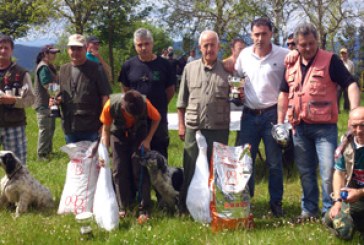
93;143;119;231
186;130;211;223
209;142;254;232
58;141;99;215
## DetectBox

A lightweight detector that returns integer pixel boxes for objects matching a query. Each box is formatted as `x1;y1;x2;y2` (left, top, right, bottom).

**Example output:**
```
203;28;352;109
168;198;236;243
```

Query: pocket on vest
306;101;332;122
73;109;98;130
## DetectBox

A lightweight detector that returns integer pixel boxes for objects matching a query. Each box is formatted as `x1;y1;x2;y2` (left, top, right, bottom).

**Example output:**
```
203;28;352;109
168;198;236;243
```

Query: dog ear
2;152;18;175
156;153;168;173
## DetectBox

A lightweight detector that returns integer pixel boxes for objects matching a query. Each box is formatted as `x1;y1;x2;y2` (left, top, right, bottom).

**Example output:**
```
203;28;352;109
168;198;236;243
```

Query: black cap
86;36;100;44
41;44;60;54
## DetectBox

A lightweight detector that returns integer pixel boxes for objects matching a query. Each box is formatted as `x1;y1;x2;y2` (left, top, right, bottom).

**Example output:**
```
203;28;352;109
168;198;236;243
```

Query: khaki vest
33;61;57;110
109;93;147;140
59;61;103;134
0;63;27;127
286;49;338;125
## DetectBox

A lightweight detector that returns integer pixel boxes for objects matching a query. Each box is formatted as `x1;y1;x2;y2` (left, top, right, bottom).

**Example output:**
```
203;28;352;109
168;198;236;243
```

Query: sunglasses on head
287;42;295;46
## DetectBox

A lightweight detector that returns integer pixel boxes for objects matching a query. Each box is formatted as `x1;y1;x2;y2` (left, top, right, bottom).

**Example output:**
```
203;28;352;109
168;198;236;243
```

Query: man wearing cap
0;34;35;165
86;36;113;84
33;44;60;160
54;34;112;143
337;48;355;112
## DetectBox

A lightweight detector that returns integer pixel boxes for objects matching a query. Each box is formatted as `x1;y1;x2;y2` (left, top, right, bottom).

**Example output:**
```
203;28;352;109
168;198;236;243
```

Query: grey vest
33;61;57;110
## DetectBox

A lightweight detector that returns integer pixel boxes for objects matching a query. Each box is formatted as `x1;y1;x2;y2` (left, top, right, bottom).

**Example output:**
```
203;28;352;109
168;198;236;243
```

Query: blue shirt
86;52;100;63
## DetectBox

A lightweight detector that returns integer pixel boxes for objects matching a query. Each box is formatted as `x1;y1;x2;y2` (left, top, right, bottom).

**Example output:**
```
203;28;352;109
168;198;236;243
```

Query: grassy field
0;92;362;245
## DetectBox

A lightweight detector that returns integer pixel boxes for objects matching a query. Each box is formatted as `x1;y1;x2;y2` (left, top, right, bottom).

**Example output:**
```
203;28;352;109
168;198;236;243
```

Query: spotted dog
132;150;183;212
0;151;54;217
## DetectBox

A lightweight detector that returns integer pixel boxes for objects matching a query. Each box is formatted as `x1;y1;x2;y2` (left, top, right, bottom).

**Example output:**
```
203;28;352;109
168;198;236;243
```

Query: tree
0;0;55;38
292;0;362;50
159;0;266;40
55;0;100;34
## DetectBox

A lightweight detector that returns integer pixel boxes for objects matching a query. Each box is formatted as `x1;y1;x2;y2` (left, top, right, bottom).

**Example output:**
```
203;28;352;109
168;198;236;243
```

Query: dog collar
7;164;23;180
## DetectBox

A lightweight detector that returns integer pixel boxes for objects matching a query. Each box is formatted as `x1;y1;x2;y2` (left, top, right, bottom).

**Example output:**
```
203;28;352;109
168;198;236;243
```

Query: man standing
56;34;112;143
223;38;246;74
118;28;175;158
177;30;230;213
187;49;196;63
86;36;113;84
234;17;289;217
323;107;364;240
286;33;296;50
0;35;35;165
337;48;355;112
277;22;360;221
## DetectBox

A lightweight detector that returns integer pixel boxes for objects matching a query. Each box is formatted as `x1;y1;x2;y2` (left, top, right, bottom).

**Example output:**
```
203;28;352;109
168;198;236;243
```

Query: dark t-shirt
280;54;355;93
118;56;175;123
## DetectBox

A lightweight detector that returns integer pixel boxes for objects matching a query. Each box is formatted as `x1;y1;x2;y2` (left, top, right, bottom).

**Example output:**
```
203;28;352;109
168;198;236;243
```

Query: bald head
349;107;364;121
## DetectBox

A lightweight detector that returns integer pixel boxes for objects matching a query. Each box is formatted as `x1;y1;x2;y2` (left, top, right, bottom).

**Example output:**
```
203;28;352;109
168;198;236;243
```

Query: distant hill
13;44;41;71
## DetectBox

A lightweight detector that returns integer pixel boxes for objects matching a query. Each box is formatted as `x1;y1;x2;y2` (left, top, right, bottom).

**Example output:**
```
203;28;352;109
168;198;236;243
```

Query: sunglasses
287;42;295;46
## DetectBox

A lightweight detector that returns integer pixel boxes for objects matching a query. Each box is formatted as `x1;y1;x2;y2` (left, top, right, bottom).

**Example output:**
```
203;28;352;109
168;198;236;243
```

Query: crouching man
99;90;160;222
324;107;364;240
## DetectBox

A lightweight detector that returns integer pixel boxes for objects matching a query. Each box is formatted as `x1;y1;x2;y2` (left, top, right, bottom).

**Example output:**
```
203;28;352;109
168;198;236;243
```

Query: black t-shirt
280;54;355;93
118;56;175;123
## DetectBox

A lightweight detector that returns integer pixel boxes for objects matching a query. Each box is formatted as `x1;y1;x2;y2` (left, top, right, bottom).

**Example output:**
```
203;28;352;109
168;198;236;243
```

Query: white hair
198;30;219;45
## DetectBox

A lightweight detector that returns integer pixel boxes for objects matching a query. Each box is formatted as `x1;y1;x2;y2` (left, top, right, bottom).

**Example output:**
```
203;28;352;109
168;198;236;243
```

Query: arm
284;49;299;66
165;85;175;104
277;92;289;124
330;170;346;218
101;124;111;148
347;82;360;110
177;108;186;141
140;117;160;151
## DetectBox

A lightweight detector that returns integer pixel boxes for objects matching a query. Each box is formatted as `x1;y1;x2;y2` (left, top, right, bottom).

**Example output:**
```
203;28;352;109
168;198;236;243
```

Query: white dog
0;151;54;217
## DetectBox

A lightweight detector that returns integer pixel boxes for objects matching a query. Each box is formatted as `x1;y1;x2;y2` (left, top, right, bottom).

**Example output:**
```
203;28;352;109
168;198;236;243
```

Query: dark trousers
337;86;350;111
111;132;151;213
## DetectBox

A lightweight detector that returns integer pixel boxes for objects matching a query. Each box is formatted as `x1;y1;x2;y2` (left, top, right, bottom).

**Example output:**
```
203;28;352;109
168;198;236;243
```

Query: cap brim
49;48;60;53
67;42;85;47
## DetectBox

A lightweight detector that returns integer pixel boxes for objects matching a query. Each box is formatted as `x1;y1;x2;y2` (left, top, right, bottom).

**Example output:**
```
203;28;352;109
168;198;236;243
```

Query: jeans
36;108;55;157
239;107;283;204
293;123;337;215
65;131;99;144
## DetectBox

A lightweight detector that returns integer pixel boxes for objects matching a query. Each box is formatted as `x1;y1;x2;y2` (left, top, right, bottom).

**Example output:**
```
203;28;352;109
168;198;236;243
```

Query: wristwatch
332;197;343;203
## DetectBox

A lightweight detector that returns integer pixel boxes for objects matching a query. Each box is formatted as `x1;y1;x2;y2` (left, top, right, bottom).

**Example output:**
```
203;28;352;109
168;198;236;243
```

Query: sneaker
295;212;318;224
270;201;284;218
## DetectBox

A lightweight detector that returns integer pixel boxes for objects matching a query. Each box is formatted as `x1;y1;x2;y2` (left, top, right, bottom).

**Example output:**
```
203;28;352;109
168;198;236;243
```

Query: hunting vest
59;61;103;134
285;49;338;125
109;93;147;140
0;63;27;127
33;61;57;110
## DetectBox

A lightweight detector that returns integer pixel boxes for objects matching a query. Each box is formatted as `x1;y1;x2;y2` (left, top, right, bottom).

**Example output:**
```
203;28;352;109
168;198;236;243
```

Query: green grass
0;93;362;244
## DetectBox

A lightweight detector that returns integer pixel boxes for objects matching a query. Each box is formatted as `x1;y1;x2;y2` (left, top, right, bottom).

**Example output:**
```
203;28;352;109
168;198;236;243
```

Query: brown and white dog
0;151;54;217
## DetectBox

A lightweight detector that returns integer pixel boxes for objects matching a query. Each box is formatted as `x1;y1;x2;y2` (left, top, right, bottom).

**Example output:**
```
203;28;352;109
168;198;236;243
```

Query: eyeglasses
287;42;295;46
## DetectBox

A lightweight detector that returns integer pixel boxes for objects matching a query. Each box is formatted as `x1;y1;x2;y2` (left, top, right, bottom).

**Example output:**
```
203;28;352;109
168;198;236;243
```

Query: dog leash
137;145;145;208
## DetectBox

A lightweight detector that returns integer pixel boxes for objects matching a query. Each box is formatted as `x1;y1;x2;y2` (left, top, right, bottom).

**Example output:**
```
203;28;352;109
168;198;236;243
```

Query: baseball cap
86;36;100;44
67;34;86;47
340;48;348;53
41;45;60;54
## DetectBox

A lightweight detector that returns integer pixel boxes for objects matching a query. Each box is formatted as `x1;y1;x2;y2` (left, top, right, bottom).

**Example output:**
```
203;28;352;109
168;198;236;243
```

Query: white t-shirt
235;44;289;109
343;59;355;75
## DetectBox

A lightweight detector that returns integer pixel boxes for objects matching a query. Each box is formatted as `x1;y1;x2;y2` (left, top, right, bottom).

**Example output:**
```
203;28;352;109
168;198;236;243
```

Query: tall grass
0;92;362;244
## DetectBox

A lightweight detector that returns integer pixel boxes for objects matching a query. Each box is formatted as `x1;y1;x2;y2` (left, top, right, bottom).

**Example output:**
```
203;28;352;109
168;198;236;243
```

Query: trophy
48;82;61;118
75;212;94;240
228;75;245;106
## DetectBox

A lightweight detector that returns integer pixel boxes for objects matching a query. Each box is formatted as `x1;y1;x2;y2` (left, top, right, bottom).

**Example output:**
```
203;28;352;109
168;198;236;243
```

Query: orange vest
285;49;338;125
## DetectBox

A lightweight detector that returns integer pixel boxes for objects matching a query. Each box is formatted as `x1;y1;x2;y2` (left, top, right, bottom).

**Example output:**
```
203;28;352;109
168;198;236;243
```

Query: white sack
186;130;211;223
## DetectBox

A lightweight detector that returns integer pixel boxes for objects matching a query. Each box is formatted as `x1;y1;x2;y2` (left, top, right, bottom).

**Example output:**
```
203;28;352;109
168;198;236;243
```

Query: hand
223;58;235;74
140;140;151;151
178;125;186;141
0;95;16;105
98;158;105;168
346;188;362;203
284;49;299;66
329;201;342;219
49;96;61;107
90;49;100;58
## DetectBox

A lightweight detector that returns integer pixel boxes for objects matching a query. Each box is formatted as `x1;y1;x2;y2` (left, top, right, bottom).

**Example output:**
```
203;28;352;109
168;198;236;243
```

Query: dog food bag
58;141;99;215
93;143;119;231
209;142;254;232
186;130;211;223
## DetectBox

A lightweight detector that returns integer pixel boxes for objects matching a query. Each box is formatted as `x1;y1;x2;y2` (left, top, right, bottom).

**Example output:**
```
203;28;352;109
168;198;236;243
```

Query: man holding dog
277;22;360;222
0;35;35;165
323;107;364;240
177;30;230;213
100;90;160;221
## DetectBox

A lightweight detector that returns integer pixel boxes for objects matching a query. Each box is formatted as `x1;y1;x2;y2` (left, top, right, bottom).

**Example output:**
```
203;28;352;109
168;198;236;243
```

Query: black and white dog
0;151;54;217
132;150;183;212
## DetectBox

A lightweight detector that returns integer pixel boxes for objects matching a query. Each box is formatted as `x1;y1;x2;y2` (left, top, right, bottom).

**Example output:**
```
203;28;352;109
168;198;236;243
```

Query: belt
244;105;277;116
